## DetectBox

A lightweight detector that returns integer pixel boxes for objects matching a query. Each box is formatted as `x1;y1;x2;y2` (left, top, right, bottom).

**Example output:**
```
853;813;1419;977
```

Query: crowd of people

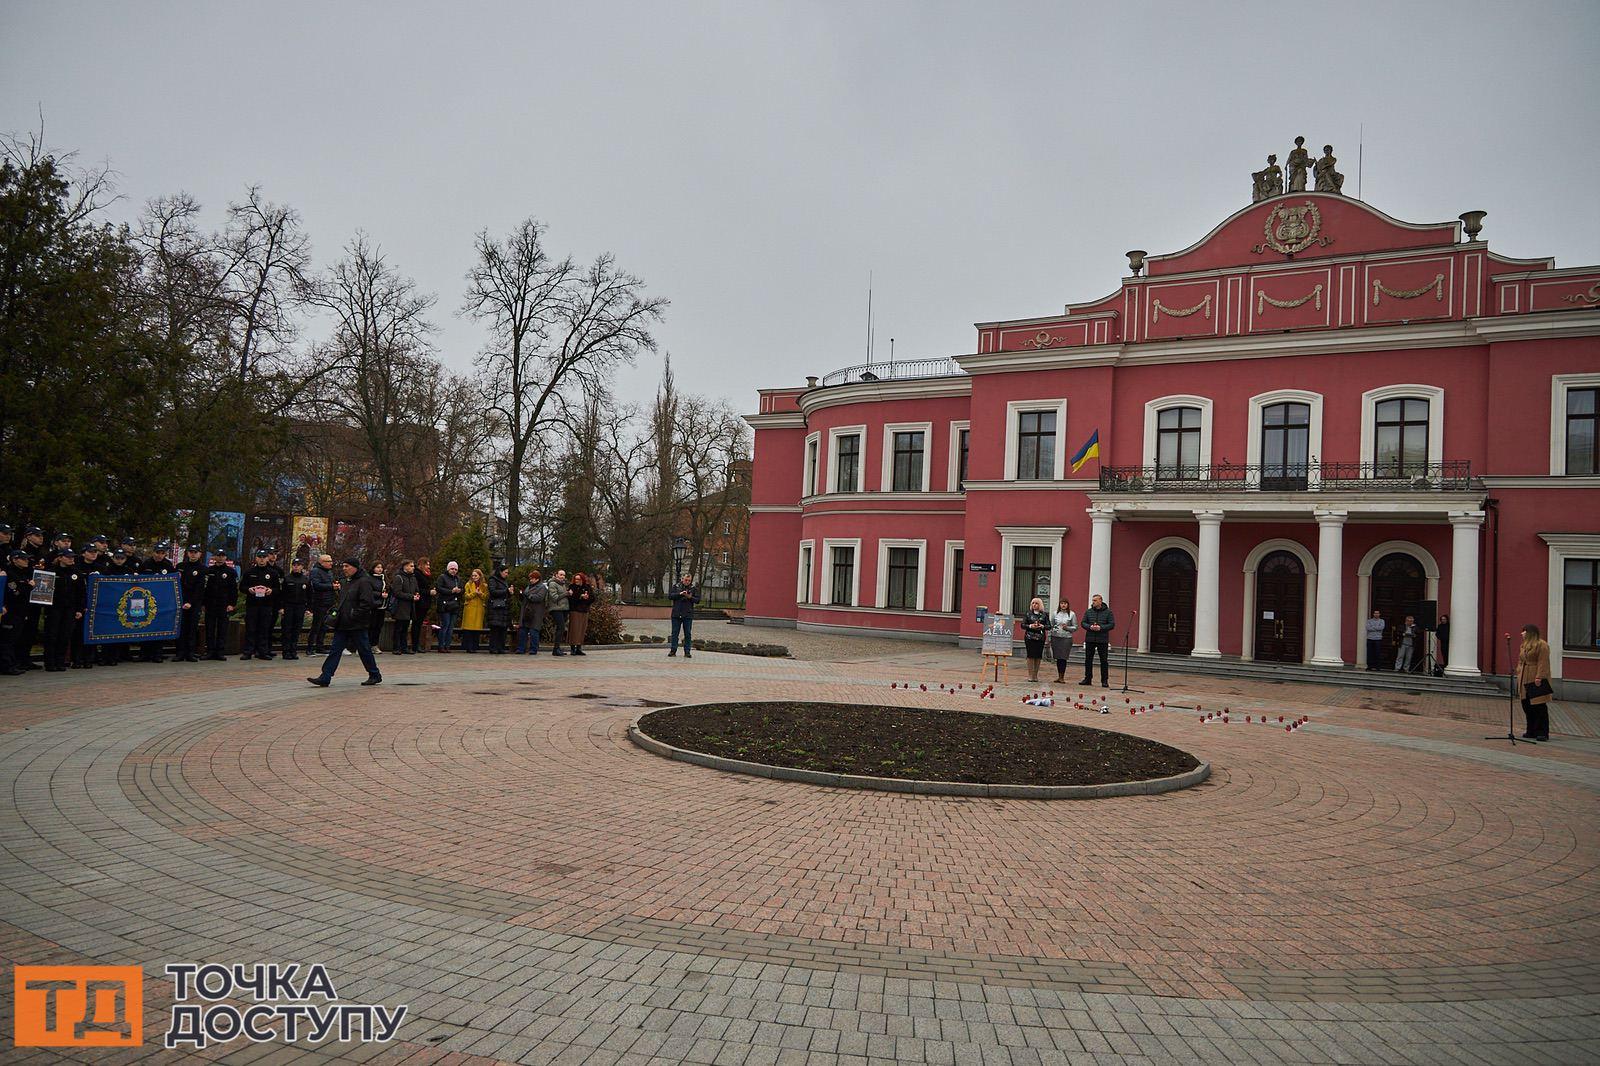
0;523;687;684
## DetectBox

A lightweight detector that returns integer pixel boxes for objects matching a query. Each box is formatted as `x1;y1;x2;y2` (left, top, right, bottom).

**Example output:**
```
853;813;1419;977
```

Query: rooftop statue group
1252;137;1345;202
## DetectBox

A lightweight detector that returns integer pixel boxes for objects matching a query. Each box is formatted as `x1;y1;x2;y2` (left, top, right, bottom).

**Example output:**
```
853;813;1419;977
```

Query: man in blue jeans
307;559;382;687
668;573;699;657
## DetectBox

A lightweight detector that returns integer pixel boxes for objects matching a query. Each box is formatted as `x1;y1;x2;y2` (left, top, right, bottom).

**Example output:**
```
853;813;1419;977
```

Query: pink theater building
744;189;1600;699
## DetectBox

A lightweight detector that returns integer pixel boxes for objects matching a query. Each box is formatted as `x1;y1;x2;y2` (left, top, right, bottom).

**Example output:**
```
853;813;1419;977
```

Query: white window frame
1551;373;1600;476
1360;384;1444;472
826;425;867;494
1141;395;1214;472
797;540;814;604
1246;389;1325;482
948;421;971;491
942;539;965;612
1004;399;1068;481
876;538;927;611
821;537;862;606
1541;533;1600;677
881;421;934;493
997;526;1067;619
802;431;821;497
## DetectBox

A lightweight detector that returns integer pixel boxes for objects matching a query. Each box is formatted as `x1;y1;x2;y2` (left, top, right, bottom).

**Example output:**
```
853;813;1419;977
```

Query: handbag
1524;679;1554;705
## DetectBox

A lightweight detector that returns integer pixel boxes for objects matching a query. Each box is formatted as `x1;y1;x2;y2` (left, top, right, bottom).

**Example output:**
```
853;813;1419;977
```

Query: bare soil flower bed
638;702;1200;786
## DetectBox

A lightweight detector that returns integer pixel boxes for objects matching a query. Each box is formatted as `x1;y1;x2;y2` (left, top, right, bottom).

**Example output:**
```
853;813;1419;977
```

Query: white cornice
973;309;1119;329
743;411;806;429
803;490;965;506
1489;264;1599;282
1468;310;1600;340
749;505;803;513
1087;491;1487;518
796;375;971;416
960;479;1099;491
957;345;1122;373
1482;476;1600;489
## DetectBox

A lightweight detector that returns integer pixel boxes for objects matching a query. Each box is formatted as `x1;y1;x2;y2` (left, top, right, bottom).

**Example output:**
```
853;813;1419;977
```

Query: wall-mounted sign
968;562;996;572
975;606;988;623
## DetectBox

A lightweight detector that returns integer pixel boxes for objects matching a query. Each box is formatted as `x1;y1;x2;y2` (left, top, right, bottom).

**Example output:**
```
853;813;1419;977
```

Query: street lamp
672;537;687;580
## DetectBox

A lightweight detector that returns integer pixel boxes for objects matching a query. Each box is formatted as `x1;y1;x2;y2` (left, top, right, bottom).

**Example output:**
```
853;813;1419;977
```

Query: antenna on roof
1357;123;1364;201
865;271;874;365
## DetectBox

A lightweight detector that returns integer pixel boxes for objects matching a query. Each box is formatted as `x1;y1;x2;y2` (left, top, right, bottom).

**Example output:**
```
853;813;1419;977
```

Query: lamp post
672;537;687;581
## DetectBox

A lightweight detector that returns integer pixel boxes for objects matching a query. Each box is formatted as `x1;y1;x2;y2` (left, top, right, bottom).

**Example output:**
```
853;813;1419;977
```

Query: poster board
244;512;290;556
31;569;56;606
206;511;245;561
980;613;1015;656
292;516;329;565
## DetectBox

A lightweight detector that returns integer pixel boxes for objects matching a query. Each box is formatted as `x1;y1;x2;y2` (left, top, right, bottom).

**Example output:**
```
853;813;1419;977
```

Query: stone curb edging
627;706;1210;800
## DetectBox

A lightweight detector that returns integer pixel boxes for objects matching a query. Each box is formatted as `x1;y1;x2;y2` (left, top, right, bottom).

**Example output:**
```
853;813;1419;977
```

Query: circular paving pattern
3;650;1600;1063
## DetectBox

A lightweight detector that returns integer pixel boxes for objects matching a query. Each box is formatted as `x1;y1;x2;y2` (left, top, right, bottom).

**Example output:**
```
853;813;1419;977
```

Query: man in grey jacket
1079;594;1115;687
546;570;571;656
1364;610;1386;670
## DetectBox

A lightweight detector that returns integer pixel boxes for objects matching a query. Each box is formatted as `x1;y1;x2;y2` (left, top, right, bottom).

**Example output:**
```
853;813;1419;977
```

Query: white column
1445;511;1484;677
1192;510;1224;658
1310;510;1347;666
1087;507;1115;606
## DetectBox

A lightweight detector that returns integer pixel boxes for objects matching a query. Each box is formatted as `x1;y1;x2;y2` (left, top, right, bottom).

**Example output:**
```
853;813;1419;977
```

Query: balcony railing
1097;460;1481;493
817;357;963;387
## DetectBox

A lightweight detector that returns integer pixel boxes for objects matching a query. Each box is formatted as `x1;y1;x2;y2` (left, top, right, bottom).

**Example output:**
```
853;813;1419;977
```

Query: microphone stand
1485;633;1520;744
1120;609;1143;694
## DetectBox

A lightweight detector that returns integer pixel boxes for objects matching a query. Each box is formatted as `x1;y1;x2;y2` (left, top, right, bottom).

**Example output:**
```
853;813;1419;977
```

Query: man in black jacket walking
1079;594;1115;688
307;559;383;687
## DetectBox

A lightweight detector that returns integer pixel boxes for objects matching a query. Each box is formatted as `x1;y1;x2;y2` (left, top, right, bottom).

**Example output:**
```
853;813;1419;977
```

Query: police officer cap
91;533;110;544
186;543;202;552
154;540;171;551
0;522;11;534
253;547;268;557
120;535;136;546
56;548;76;559
82;543;100;552
112;547;128;556
54;531;72;541
8;547;28;560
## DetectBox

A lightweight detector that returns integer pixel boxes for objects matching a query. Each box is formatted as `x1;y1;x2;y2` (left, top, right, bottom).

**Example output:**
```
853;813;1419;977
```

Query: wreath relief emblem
1252;201;1333;255
117;585;157;630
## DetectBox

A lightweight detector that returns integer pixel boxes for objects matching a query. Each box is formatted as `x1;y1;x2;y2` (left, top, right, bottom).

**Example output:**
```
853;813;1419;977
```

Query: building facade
744;192;1600;698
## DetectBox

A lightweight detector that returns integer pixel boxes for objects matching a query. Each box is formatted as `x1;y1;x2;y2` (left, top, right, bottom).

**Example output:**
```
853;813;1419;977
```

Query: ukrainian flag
1070;429;1100;473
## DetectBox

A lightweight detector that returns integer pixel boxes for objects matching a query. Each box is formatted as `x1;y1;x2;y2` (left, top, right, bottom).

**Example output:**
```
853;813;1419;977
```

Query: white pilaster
1445;511;1484;677
1192;510;1224;658
1310;510;1347;666
1087;507;1115;606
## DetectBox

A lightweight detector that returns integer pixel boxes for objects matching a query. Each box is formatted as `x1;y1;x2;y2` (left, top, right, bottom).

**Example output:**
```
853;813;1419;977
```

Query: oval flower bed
632;701;1206;796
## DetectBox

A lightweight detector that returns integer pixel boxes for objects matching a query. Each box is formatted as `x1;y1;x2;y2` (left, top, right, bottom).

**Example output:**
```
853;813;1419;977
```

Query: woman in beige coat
1515;623;1553;741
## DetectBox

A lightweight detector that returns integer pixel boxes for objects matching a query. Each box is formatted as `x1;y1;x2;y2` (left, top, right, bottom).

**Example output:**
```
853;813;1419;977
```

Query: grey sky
5;2;1598;413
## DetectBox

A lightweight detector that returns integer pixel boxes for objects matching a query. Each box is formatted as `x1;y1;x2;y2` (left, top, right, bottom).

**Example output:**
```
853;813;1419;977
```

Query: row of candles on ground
887;681;1312;731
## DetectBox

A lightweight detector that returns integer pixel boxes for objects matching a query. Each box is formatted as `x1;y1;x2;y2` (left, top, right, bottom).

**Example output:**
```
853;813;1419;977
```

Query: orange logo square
13;966;143;1047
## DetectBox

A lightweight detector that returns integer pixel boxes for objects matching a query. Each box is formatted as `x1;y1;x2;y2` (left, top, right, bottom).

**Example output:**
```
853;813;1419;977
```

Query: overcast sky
5;1;1599;412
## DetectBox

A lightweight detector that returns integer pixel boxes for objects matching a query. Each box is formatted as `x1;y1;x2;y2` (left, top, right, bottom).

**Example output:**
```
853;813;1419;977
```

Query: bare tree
463;218;665;563
218;185;311;379
671;395;751;588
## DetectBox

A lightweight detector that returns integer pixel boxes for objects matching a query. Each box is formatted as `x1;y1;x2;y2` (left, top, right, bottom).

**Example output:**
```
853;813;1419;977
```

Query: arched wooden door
1149;548;1196;655
1254;550;1306;663
1371;553;1426;670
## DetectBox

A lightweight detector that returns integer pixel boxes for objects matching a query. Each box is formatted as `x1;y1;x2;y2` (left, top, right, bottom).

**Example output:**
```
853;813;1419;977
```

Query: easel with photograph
978;610;1015;685
980;652;1010;684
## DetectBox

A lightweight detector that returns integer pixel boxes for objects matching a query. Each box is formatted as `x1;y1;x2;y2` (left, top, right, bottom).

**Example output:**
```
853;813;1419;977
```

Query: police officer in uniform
176;544;207;662
280;556;309;660
203;551;238;660
0;522;12;556
1;547;34;675
42;547;85;671
265;545;286;655
21;526;47;559
51;530;73;557
12;530;45;669
139;541;175;662
240;547;281;660
72;542;105;668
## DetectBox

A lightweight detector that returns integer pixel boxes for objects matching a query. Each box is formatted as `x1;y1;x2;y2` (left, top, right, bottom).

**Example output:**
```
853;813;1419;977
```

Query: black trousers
204;607;230;657
43;614;74;670
308;604;331;652
71;622;91;667
1520;696;1550;738
489;625;507;653
1081;640;1109;683
175;606;201;659
11;609;37;667
408;614;426;652
390;618;410;652
281;605;305;658
242;599;275;657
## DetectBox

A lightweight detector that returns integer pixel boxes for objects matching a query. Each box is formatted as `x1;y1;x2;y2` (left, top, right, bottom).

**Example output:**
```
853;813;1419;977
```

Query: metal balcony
817;357;963;387
1097;460;1481;493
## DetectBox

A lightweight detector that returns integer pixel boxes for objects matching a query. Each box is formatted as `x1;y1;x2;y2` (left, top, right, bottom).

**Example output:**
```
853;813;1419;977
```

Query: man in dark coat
202;551;238;660
307;554;335;655
239;547;281;660
1;547;35;675
433;562;464;652
306;559;383;687
175;544;207;662
279;558;309;661
139;541;176;662
42;548;85;671
667;573;699;658
264;546;286;654
71;542;105;668
1079;594;1115;688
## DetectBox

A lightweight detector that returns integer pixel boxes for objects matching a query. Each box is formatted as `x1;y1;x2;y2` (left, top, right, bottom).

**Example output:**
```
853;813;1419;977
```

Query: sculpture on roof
1313;144;1345;194
1286;136;1311;192
1251;154;1284;203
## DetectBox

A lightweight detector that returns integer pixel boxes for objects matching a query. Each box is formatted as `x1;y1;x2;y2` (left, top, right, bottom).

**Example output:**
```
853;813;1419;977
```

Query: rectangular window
830;545;855;605
804;438;819;495
891;431;926;492
886;547;919;610
798;544;813;604
834;433;860;492
1155;406;1203;480
958;429;970;489
1564;558;1600;652
1016;410;1057;481
1011;545;1052;616
1374;397;1430;477
1261;401;1311;489
1567;388;1598;476
951;548;964;613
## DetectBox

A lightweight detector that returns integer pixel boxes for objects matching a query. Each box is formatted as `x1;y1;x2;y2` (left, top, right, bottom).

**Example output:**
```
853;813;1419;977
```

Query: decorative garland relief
1151;294;1212;322
1371;273;1445;307
1257;283;1323;314
1562;283;1600;306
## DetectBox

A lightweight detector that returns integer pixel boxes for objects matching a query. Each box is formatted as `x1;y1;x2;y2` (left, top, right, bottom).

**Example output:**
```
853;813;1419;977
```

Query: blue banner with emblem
82;573;181;644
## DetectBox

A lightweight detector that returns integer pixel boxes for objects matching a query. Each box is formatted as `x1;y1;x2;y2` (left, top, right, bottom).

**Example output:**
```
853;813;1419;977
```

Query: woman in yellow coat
460;567;489;653
1515;623;1553;741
